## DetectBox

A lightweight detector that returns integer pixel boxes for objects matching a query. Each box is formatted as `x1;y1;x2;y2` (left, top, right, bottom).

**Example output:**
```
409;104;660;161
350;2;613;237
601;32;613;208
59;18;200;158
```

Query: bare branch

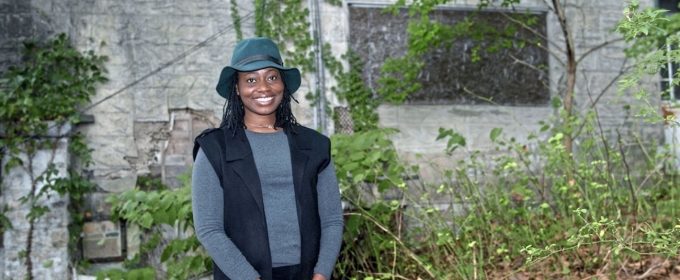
497;11;567;64
577;37;626;65
508;53;545;72
634;259;668;280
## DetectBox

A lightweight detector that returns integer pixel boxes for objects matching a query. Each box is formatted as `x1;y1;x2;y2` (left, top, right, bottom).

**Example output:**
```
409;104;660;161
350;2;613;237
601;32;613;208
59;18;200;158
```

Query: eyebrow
243;69;280;75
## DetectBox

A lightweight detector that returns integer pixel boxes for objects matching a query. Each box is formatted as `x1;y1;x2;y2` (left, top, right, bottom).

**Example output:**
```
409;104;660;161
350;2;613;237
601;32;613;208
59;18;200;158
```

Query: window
348;5;549;106
661;43;680;101
659;0;680;101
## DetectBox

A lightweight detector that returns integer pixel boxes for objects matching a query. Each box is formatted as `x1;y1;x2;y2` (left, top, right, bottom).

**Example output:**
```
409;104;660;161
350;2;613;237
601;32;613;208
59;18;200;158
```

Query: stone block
133;89;169;122
82;220;123;260
86;88;134;115
7;13;33;38
126;224;141;259
29;0;53;13
78;113;134;137
0;0;13;13
167;16;211;45
92;169;138;193
87;135;137;167
321;7;347;43
163;154;188;166
188;90;224;111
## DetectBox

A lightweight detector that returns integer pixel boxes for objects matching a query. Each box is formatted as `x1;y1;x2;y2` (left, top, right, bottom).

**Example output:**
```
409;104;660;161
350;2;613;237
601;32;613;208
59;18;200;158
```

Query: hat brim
216;61;301;99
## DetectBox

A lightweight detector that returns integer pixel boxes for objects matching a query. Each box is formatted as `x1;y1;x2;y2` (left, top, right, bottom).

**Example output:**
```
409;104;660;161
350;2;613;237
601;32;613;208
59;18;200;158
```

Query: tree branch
577;37;626;64
497;11;567;67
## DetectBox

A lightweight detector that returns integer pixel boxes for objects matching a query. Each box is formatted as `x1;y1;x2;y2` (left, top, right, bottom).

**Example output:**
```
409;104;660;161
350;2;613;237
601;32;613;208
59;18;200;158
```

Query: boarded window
348;6;549;106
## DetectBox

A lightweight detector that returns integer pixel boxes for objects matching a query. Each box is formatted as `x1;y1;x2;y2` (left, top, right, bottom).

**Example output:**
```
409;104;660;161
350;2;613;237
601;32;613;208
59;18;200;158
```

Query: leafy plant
104;174;212;280
0;33;107;279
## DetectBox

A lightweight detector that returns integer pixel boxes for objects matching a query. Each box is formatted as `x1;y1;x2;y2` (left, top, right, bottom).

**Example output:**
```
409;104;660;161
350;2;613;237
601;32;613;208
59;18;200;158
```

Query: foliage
99;1;680;280
331;111;680;279
94;267;156;280
378;0;543;104
0;33;107;279
330;51;379;133
255;0;315;76
618;1;680;122
0;33;107;131
230;0;243;41
103;174;211;280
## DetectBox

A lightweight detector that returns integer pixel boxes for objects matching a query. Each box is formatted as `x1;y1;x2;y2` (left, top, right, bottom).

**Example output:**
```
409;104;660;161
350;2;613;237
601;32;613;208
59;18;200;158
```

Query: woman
191;37;344;280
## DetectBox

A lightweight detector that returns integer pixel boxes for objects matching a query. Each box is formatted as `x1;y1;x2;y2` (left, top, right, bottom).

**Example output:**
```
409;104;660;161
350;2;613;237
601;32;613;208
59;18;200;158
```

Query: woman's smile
254;96;274;105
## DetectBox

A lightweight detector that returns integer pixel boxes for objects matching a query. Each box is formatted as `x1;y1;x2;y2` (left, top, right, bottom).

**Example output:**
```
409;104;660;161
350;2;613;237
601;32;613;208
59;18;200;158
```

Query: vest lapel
286;129;310;223
286;129;310;193
221;128;266;223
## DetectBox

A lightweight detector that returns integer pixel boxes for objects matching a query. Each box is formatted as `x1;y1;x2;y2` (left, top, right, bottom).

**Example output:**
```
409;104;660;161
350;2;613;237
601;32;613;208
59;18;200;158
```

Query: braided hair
220;70;300;133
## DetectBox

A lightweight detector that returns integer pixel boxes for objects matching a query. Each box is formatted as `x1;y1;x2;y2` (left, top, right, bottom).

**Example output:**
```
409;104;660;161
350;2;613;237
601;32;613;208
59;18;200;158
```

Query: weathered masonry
0;0;661;278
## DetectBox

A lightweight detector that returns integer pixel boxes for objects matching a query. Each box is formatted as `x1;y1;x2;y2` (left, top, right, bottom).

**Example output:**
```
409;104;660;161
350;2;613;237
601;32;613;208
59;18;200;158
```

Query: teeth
256;97;273;102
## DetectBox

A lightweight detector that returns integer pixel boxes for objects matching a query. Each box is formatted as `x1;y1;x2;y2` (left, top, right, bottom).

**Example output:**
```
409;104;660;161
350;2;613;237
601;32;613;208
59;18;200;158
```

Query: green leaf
551;97;562;108
490;127;503;142
345;215;360;233
140;212;153;229
160;246;173;263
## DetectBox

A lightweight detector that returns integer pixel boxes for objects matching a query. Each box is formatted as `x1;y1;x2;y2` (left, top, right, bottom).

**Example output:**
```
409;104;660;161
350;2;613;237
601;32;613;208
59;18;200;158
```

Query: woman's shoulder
291;125;331;150
293;125;329;140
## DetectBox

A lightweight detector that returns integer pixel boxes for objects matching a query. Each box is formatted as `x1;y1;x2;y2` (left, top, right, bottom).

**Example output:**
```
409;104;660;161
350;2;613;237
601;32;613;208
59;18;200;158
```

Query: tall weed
332;114;680;279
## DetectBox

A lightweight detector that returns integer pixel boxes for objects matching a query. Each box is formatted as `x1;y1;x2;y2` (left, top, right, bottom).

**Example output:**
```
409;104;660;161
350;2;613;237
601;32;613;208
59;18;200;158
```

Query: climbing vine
230;0;243;41
328;50;379;132
0;33;107;278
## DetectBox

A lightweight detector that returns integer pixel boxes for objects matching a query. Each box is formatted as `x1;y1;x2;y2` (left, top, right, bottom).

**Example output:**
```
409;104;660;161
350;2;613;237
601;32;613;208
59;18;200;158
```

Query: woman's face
236;68;285;120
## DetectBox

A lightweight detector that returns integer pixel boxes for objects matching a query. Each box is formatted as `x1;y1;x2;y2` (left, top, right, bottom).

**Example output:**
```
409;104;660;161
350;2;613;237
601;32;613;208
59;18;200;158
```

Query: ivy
230;0;243;41
331;50;379;132
0;33;107;278
379;0;542;104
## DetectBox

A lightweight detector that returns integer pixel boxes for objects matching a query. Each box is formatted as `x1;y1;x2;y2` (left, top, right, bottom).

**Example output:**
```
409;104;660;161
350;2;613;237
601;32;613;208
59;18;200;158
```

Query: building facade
0;0;661;278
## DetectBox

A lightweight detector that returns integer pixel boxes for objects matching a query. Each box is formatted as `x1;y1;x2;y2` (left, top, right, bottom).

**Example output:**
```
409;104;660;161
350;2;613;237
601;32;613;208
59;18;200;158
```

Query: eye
267;75;278;81
246;78;256;83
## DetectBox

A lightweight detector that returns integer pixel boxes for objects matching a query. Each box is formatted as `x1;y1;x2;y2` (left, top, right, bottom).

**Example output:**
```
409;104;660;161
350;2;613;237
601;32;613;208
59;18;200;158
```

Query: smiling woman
236;68;285;129
190;37;344;280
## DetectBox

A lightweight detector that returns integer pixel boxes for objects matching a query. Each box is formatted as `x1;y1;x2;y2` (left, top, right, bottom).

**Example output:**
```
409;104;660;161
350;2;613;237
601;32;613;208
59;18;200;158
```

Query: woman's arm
192;148;260;280
313;160;344;279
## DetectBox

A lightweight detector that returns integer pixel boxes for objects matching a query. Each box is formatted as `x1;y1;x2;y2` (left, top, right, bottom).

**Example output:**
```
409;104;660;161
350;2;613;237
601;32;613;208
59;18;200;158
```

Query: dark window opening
348;6;550;106
658;0;680;13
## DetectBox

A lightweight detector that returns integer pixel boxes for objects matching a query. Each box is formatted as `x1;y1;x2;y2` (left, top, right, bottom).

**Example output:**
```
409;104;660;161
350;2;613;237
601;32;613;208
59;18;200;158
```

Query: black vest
193;126;330;280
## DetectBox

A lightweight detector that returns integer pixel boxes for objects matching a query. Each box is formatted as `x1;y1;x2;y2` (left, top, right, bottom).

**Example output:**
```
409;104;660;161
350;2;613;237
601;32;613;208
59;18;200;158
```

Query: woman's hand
312;273;327;280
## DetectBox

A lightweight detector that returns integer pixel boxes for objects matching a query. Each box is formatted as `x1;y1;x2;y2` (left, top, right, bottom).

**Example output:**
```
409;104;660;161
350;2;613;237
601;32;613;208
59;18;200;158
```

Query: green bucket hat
216;37;301;99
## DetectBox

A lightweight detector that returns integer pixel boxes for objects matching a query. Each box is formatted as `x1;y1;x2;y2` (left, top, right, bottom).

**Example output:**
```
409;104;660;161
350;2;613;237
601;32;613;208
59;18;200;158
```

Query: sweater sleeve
313;160;344;279
192;148;260;280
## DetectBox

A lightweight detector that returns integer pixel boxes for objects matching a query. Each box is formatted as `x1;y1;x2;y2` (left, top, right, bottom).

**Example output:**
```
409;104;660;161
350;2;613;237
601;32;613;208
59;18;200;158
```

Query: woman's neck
244;115;279;133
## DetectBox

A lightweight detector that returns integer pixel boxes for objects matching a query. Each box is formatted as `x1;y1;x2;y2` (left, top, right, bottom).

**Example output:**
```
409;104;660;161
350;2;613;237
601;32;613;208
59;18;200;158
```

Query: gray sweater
192;129;343;280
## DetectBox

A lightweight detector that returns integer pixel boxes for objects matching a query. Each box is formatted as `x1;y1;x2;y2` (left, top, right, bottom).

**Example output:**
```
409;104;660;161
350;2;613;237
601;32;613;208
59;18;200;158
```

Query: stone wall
1;123;72;280
321;0;661;180
0;0;664;277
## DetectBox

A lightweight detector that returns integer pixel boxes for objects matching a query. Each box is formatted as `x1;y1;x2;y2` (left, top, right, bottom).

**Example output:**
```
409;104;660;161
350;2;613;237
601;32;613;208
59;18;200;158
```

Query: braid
275;75;300;133
220;70;300;133
220;75;245;129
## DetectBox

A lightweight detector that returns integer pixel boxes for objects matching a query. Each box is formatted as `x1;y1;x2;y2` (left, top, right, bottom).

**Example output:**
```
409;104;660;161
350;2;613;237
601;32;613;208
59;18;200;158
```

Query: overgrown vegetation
97;174;209;280
98;1;680;279
330;1;680;279
0;33;107;279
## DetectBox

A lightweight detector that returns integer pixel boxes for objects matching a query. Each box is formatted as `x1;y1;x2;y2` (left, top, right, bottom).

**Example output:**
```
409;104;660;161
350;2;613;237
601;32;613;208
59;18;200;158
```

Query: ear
235;85;239;96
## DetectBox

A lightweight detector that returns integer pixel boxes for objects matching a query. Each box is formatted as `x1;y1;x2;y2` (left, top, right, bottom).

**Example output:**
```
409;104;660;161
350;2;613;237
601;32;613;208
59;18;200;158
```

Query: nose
256;79;271;92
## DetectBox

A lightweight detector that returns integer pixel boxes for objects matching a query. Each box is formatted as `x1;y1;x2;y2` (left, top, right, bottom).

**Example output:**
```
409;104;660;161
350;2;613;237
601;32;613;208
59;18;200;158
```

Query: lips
252;96;275;106
255;96;273;102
